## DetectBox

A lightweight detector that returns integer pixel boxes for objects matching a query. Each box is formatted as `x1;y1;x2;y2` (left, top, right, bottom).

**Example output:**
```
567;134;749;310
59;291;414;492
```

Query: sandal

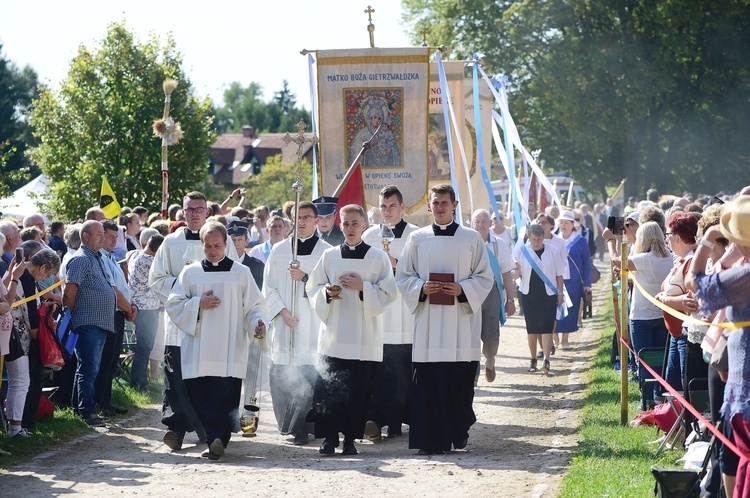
528;359;538;372
542;359;550;375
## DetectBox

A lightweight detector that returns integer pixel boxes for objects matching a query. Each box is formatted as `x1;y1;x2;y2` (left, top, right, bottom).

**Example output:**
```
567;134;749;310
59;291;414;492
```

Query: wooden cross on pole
365;5;376;48
420;28;429;47
283;120;318;183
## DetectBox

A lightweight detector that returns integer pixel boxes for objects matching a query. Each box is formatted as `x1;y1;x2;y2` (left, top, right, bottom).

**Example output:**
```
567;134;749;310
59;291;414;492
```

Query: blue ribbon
521;244;566;318
472;56;501;222
497;75;524;240
436;51;462;223
486;245;507;326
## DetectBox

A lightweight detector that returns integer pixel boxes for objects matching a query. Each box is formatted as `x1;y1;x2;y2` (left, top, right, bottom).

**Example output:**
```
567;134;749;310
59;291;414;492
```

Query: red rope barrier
620;336;750;460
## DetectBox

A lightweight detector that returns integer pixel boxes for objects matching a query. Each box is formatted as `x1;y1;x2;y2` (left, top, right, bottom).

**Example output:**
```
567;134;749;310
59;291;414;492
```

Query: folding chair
687;378;710;439
637;347;666;411
115;321;137;388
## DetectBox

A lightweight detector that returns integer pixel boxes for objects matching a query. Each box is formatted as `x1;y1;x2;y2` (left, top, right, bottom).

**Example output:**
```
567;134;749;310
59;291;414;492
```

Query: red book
429;272;455;305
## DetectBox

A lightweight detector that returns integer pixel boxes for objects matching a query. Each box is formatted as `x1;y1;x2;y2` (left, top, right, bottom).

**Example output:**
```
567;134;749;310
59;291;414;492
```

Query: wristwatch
301;273;309;283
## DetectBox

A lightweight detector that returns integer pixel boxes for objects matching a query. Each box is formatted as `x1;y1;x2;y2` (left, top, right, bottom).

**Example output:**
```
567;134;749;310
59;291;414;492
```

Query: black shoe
163;430;184;451
417;449;444;456
342;439;358;456
319;436;338;455
550;345;556;356
536;351;543;359
207;439;224;460
454;437;468;450
542;359;551;375
84;414;106;427
293;433;311;445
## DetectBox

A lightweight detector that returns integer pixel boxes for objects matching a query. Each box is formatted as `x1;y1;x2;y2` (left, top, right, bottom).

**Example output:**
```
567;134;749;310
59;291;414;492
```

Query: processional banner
316;48;430;212
428;61;492;221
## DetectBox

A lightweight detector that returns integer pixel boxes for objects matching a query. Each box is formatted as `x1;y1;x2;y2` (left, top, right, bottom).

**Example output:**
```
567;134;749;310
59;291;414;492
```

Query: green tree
0;43;40;194
214;81;311;134
240;155;314;210
28;21;215;220
404;0;750;198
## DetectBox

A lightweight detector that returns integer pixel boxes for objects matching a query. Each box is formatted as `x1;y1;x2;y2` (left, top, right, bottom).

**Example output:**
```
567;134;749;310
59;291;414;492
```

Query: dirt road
5;266;608;497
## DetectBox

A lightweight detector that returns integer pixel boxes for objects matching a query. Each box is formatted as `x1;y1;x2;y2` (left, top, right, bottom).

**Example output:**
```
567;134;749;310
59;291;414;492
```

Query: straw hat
557;210;576;223
720;196;750;247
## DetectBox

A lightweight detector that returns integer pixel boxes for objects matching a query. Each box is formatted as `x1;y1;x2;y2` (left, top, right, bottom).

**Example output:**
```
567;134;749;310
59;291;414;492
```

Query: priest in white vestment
166;221;267;460
263;201;331;445
396;185;493;455
306;204;398;456
361;185;418;440
148;192;239;451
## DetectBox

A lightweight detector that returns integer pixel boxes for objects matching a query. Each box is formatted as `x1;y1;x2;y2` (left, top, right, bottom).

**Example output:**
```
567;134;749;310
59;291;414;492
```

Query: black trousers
161;345;205;440
307;356;376;440
185;376;242;448
367;344;412;431
94;311;124;407
410;361;478;453
22;340;44;429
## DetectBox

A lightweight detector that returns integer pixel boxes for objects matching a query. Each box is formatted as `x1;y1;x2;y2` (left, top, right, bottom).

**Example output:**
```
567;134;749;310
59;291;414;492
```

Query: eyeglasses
185;207;207;214
297;215;316;221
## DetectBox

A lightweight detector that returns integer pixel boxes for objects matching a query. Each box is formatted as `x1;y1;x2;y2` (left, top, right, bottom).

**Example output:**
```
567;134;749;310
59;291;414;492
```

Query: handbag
38;303;65;371
55;306;78;357
590;263;601;284
709;330;730;373
5;321;25;361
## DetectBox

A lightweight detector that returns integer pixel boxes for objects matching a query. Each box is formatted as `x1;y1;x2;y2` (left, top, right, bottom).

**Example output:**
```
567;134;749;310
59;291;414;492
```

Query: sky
0;0;414;110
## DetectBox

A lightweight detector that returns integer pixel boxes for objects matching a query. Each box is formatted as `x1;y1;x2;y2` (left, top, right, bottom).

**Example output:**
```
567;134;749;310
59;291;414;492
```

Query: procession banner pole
283;120;319;357
620;241;630;425
332;124;381;198
153;79;183;218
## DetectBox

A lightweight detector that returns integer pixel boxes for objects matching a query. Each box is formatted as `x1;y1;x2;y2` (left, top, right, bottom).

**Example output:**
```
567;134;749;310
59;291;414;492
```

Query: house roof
211;132;315;185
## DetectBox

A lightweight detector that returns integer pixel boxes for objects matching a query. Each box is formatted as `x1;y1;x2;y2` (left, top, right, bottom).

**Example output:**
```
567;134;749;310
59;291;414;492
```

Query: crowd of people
0;182;607;459
598;187;750;497
2;180;748;485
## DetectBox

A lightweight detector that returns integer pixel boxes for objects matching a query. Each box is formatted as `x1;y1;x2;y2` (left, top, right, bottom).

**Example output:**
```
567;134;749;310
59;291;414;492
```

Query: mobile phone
15;247;24;262
607;216;625;236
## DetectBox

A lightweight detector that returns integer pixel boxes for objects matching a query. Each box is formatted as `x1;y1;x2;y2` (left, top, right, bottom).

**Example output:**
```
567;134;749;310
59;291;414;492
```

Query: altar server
396;184;493;455
306;204;397;456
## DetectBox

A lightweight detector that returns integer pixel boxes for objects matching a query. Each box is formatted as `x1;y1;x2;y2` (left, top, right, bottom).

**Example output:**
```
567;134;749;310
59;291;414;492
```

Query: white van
491;172;590;208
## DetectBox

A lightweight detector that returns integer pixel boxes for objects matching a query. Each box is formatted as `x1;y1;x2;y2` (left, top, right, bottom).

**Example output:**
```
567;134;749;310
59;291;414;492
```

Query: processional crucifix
282;120;319;356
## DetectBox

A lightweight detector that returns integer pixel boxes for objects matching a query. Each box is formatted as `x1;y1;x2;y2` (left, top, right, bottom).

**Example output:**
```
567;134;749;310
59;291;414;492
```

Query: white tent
0;174;49;219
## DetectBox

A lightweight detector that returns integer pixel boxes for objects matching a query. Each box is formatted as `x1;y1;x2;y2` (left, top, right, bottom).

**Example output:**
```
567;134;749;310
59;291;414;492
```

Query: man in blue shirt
63;221;122;426
94;219;138;416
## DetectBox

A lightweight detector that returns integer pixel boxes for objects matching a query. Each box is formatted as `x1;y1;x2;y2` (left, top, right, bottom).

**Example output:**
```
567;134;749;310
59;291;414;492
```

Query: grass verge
557;305;685;497
0;378;162;470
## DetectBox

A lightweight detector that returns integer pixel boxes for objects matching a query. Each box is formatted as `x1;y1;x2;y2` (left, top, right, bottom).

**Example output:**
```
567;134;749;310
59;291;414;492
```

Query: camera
607;216;625;236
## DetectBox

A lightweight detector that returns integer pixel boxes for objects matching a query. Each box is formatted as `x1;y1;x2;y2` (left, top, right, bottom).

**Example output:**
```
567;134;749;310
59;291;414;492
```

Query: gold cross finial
283;120;319;181
420;28;429;47
365;5;376;48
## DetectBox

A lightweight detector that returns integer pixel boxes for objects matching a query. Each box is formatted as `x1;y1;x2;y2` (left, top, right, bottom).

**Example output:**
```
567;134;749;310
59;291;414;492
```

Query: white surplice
307;245;398;361
362;221;419;345
396;224;494;363
148;228;239;347
165;259;267;380
262;236;331;365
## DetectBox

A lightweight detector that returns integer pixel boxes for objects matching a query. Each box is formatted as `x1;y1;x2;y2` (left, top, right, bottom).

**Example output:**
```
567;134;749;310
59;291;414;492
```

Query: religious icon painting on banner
345;88;403;168
428;115;451;181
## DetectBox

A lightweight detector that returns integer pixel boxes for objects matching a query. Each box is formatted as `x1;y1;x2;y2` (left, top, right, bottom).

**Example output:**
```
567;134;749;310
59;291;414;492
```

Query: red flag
334;163;366;224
